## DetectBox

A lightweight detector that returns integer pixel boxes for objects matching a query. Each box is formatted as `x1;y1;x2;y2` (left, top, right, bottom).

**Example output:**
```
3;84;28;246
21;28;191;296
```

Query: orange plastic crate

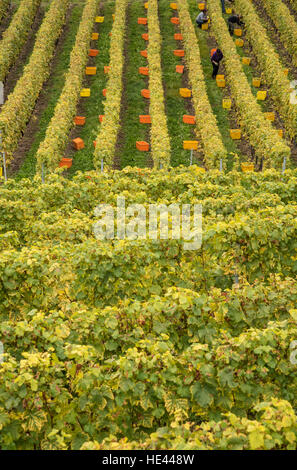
142;33;149;40
176;65;184;74
138;17;147;24
242;57;251;65
89;49;99;57
174;33;183;40
171;17;179;24
74;116;86;126
136;141;149;151
86;66;96;75
141;89;150;98
235;38;244;47
72;138;84;150
183;141;198;150
230;129;242;140
139;115;151;124
179;88;191;98
140;50;148;58
103;88;107;97
217;78;226;88
252;78;261;87
99;115;104;123
139;67;149;75
174;49;185;57
59;158;73;169
264;112;275;122
241;162;254;172
93;141;97;148
183;115;196;125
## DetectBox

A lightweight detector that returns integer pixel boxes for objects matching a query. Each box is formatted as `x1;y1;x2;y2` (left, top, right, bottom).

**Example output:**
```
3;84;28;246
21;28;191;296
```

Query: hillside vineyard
0;0;296;451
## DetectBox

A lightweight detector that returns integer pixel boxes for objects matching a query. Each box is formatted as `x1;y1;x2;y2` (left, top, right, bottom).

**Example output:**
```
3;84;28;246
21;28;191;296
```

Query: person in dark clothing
228;14;244;36
210;48;224;78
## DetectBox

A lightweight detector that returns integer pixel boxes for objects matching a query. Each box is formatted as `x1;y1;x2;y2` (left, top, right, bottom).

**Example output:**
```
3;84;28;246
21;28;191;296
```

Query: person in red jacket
210;48;224;78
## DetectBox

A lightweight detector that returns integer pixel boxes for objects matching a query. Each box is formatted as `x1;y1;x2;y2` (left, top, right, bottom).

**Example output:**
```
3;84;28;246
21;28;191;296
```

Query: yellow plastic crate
222;99;232;109
95;16;104;23
230;129;242;140
252;77;261;87
91;32;99;40
242;57;251;65
234;29;242;37
216;74;224;80
170;2;178;9
198;2;206;10
183;140;198;150
179;88;192;98
235;38;244;47
0;167;2;177
264;112;275;122
80;88;90;97
86;67;97;75
278;129;284;138
241;162;254;172
202;23;209;30
226;8;232;14
257;90;267;100
144;2;148;8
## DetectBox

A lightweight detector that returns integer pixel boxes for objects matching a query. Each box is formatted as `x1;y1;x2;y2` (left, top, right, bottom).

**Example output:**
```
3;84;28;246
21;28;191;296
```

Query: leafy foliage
234;0;297;139
0;0;9;23
0;0;70;163
35;0;99;173
0;168;296;449
0;0;41;82
207;0;291;168
259;0;297;67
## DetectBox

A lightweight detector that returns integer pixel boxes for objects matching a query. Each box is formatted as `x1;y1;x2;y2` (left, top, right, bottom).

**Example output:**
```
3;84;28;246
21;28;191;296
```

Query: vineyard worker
228;14;244;36
210;48;224;79
196;9;209;28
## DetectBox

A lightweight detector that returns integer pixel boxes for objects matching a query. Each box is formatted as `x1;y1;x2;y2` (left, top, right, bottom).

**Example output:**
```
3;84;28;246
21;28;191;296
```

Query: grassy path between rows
67;0;115;176
159;0;193;168
119;0;149;169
